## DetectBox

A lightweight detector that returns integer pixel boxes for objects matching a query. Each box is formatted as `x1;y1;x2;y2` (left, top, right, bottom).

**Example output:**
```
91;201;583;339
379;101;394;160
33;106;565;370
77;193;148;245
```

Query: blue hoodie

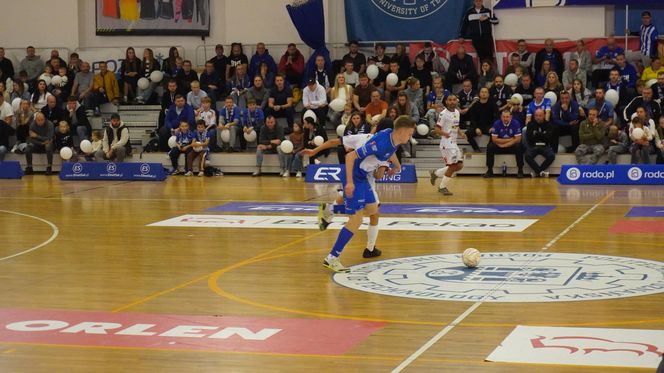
248;51;277;78
165;103;195;130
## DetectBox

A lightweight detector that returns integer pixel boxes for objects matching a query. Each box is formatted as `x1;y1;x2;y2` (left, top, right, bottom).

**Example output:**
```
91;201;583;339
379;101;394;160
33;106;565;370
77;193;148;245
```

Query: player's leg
364;176;381;258
430;148;450;185
318;188;344;231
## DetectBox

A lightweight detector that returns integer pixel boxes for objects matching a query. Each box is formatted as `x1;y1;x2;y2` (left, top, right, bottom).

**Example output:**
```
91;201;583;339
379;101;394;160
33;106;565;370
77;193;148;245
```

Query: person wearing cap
303;77;328;128
95;113;131;162
343;41;366;74
627;11;659;67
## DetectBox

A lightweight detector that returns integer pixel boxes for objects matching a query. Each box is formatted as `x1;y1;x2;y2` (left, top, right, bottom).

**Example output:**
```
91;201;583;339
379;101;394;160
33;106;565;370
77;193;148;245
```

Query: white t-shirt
197;109;217;127
343;71;359;87
0;101;13;121
436;108;461;149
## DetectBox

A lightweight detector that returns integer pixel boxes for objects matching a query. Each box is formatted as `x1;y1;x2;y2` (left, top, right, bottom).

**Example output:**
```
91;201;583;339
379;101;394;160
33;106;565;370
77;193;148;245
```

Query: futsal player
429;94;466;196
322;116;416;272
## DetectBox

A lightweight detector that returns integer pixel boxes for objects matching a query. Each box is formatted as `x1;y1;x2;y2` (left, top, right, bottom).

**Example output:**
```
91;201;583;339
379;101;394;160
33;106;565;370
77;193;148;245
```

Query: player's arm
386;153;401;177
302;138;341;156
434;123;449;138
457;126;467;140
344;150;358;197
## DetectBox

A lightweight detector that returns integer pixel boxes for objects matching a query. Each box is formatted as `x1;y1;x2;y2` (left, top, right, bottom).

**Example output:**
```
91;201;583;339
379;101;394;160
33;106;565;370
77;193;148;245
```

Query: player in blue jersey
323;115;416;272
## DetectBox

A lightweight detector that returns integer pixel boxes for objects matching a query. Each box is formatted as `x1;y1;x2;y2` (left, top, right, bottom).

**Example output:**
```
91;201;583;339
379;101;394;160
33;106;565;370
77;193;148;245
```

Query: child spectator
54;121;74;152
241;99;265;150
218;96;241;152
629;117;653;164
196;96;218;151
169;120;195;175
85;130;103;161
340;104;353;127
288;121;305;178
606;125;629;164
188;120;213;177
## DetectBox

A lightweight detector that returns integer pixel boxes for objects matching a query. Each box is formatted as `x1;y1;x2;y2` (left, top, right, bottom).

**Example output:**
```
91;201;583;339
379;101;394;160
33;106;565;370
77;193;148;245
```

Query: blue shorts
343;178;376;215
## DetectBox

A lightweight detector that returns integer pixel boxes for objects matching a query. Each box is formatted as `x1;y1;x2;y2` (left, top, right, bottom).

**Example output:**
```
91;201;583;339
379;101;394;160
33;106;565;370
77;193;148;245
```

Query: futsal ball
168;135;178;148
220;129;231;143
416;123;429;136
336;125;346;137
280;140;294;154
137;77;150;90
314;135;324;146
504;73;518;87
329;98;346;112
51;75;62;87
632;127;645;140
243;130;257;142
386;73;399;87
150;70;164;83
366;64;379;80
79;140;93;154
462;248;481;268
59;146;73;160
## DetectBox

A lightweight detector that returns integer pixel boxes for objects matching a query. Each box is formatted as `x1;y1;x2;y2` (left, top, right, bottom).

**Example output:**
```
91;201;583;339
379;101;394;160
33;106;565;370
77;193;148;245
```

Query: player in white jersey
430;94;465;195
302;132;399;258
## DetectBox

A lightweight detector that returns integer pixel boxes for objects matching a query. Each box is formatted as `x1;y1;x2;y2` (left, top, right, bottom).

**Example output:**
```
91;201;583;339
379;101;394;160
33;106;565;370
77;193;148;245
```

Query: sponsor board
487;326;664;369
626;207;664;218
60;162;166;181
148;215;537;232
0;161;23;179
332;253;664;302
609;221;664;234
558;165;664;185
0;309;383;355
207;202;555;216
305;164;417;183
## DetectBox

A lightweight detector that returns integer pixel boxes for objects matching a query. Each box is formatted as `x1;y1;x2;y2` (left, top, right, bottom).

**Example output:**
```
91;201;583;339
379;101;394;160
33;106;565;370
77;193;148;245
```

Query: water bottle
502;162;507;177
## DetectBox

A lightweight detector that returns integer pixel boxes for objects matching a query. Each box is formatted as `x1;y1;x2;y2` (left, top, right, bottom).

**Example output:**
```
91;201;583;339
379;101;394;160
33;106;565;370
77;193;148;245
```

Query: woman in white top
30;79;53;112
430;94;466;196
327;74;353;126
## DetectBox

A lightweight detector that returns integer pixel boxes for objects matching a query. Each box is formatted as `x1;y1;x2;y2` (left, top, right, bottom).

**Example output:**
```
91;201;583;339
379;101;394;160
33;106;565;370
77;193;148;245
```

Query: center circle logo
627;167;643;181
106;163;117;174
370;0;448;20
72;163;83;174
333;253;664;303
566;167;581;181
140;163;151;175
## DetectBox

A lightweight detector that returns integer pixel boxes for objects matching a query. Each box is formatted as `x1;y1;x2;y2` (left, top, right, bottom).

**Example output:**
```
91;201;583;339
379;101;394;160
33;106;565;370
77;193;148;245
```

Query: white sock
367;225;379;250
440;176;451;189
434;166;448;178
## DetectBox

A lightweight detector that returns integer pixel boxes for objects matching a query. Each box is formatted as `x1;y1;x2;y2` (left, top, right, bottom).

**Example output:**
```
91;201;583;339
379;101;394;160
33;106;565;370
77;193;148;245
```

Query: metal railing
2;47;71;73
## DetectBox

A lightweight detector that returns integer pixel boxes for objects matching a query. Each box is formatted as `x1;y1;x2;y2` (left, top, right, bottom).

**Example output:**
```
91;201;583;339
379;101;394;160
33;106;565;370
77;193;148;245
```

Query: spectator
278;43;305;87
267;74;294;129
536;60;552;88
570;79;592;110
384;60;405;103
562;59;586;91
404;77;424;118
196;96;218;151
190;120;212;176
489;75;510;111
592;36;624;88
655;116;664;164
365;90;388;126
0;47;15;79
551;91;581;153
136;48;160;104
228;42;249;80
641;58;664;83
336;111;370;163
606;124;629;164
120;47;141;103
613;54;638;89
12;99;31;153
393;43;411;80
40;95;64;125
353;74;378;116
587;87;614;127
343;41;366;73
302;115;328;165
328;74;353;126
71;61;94;110
571;40;592;77
93;61;120;106
248;42;277;78
302;77;328;128
466;87;497;151
535;39;564;77
30;80;52;112
515;74;536;107
627;11;659;66
228;64;251;110
575;108;606;164
176;60;199;94
19;46;43;87
0;112;14;161
64;96;91;140
526;87;552;124
312;55;332;92
241;99;265;150
484;110;524;178
0;94;11;126
186;81;208;112
624;86;662;124
629;116;653;164
48;50;67;72
426;76;450;112
287;121;305;178
415;42;445;75
479;59;497;89
162;47;181;80
253;115;285;176
208;44;228;89
54;121;74;155
169;120;195;175
24;112;54;175
258;61;275;90
159;79;179;132
67;52;81;74
160;94;195;150
457;79;478;127
446;46;477;87
514;39;535;74
0;82;9;103
543;72;564;99
459;0;498;63
411;55;432;96
653;71;664;100
524;109;555;177
605;69;630;116
342;59;359;87
395;91;419;122
218;96;241;152
96;113;130;162
199;61;221;107
246;75;270;111
11;79;30;103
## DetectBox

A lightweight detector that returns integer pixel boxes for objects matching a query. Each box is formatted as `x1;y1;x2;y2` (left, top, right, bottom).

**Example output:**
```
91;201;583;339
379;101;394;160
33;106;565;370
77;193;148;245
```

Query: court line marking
390;191;616;373
0;210;59;262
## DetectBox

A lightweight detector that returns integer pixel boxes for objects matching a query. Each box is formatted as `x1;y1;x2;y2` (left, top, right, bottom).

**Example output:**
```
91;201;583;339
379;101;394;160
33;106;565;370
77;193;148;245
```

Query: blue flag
345;0;472;43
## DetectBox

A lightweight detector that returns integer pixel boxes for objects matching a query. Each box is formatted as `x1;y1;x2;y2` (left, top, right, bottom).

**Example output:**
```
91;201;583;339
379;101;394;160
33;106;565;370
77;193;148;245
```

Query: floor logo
333;253;664;302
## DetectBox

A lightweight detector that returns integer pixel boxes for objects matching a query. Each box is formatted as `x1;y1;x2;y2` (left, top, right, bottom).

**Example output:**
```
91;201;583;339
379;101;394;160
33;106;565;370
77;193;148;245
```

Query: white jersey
342;133;390;174
436;108;461;150
197;109;217;127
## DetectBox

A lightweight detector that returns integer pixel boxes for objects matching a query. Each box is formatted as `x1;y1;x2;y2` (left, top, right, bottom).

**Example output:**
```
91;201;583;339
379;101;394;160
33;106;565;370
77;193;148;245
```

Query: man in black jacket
535;39;564;77
446;46;477;87
459;0;498;63
40;96;65;124
623;86;662;124
525;109;555;178
64;96;92;141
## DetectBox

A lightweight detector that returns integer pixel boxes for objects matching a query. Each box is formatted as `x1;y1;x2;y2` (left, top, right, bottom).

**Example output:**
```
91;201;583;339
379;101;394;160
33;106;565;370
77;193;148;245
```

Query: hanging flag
345;0;472;43
495;0;658;9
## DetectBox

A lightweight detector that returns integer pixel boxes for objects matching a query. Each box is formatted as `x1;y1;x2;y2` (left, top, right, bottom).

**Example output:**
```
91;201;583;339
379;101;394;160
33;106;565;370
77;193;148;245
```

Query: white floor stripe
0;210;59;262
390;191;614;372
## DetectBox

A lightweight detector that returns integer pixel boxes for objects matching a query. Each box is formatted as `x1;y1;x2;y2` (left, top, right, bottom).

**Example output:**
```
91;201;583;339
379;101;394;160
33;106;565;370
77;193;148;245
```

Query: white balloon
243;130;257;142
51;75;62;87
544;91;558;106
314;135;324;146
220;129;231;143
605;89;619;106
511;93;523;105
150;70;164;83
336;125;346;137
646;79;658;88
39;74;52;86
366;64;379;80
137;77;150;90
79;140;93;154
11;98;21;113
416;124;429;136
168;135;178;148
59;146;73;160
5;78;12;93
329;98;346;112
371;114;382;124
280;139;294;154
303;109;317;122
632;127;644;140
386;73;399;87
504;73;518;87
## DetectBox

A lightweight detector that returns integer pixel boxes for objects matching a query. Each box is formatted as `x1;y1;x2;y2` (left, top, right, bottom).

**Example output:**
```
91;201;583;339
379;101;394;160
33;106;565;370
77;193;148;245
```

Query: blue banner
495;0;657;9
0;161;24;179
59;162;167;181
558;165;664;185
345;0;471;42
305;164;417;183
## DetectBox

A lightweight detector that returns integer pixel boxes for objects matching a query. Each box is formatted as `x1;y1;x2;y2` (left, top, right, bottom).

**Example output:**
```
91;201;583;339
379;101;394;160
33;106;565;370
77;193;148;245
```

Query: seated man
587;88;614;127
253;115;285;176
575;108;607;165
199;61;221;107
551;91;580;153
353;73;378;116
267;74;294;130
652;71;664;100
592;35;624;88
526;87;552;125
302;77;328;128
175;60;199;94
624;86;662;124
93;61;120;107
484;110;524;178
613;54;638;89
95;113;131;163
24;112;54;175
364;90;388;126
71;61;95;110
466;87;497;151
562;59;586;91
159;94;195;151
524;109;555;177
64;96;92;141
446;46;477;88
277;43;305;87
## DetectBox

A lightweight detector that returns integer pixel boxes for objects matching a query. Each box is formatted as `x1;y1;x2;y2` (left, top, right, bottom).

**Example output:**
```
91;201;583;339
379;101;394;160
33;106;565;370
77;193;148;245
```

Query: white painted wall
493;6;607;41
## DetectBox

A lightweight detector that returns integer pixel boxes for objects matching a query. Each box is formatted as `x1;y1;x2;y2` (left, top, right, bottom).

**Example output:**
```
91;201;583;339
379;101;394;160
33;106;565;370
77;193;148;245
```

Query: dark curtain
286;0;331;87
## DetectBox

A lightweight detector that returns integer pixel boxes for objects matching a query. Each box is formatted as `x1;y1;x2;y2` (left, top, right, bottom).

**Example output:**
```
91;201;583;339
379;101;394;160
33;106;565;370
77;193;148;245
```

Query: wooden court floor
0;175;663;372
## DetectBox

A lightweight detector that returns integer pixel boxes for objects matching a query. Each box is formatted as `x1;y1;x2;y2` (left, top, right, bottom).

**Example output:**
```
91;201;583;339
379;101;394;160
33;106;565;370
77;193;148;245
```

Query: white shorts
367;174;380;205
440;146;462;166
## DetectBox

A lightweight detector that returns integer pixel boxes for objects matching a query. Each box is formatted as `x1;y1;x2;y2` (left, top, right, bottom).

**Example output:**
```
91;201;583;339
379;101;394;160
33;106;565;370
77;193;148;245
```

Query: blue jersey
195;129;211;148
527;98;552;118
176;130;195;146
353;129;397;181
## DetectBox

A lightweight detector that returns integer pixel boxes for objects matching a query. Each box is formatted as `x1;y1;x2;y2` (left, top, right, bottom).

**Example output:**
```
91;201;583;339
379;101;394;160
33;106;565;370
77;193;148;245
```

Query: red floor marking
609;221;664;234
0;309;384;355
